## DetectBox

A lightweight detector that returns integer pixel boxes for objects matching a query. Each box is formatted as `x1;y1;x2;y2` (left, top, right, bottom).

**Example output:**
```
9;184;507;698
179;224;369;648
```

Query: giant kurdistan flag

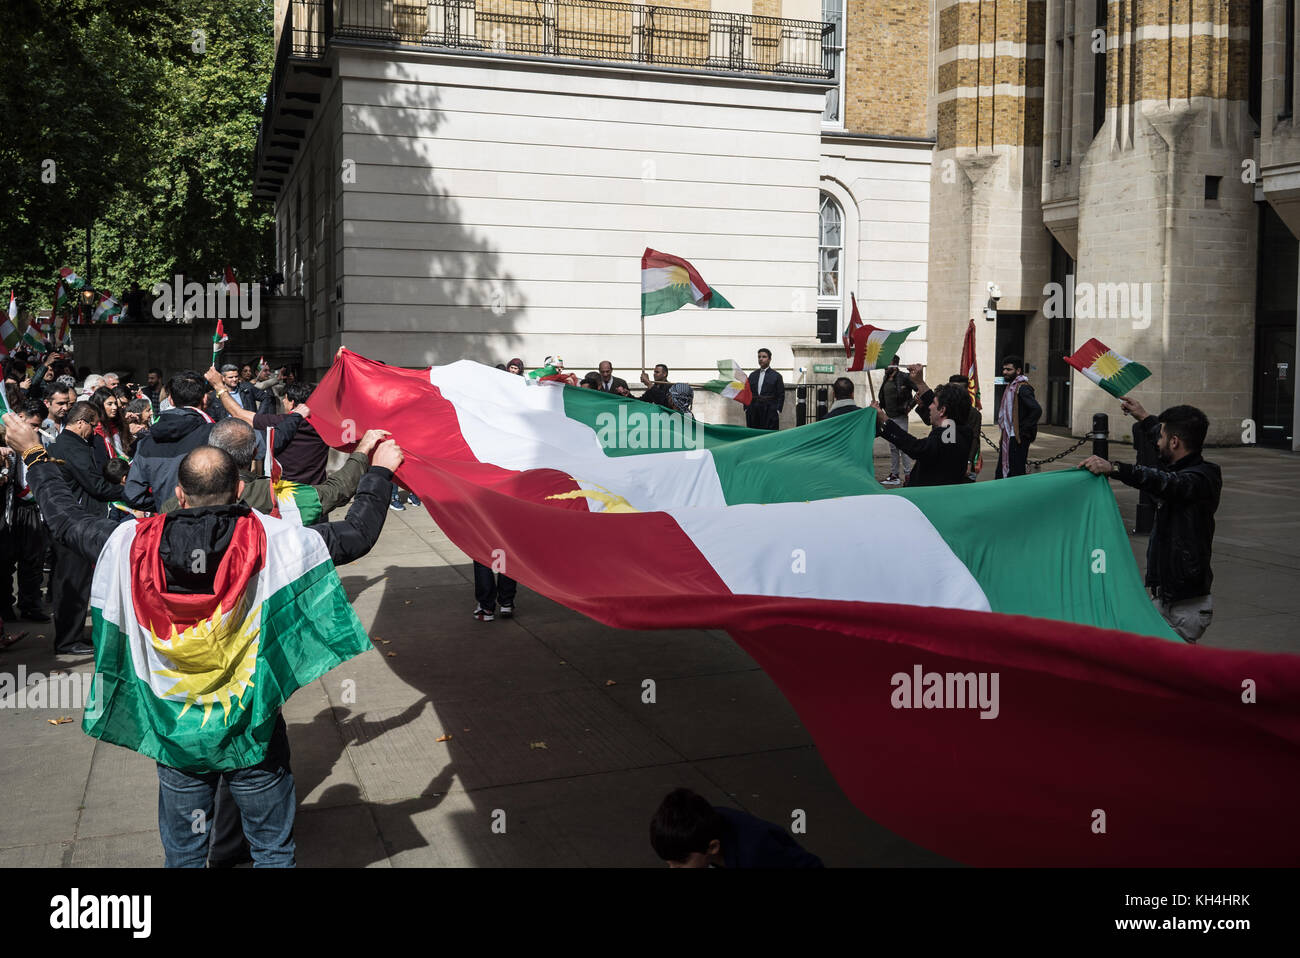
1064;337;1152;397
640;248;733;315
84;510;370;771
305;350;1300;866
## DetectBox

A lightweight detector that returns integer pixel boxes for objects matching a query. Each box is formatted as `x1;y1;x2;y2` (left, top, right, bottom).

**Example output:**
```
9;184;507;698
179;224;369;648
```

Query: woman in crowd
87;387;130;464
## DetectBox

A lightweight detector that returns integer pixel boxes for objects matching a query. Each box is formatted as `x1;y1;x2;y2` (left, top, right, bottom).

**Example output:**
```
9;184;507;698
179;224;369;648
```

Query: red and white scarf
997;375;1028;478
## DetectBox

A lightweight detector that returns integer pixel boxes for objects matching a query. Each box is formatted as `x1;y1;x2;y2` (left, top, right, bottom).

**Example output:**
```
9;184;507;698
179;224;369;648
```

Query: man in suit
995;355;1042;479
745;348;784;430
595;361;629;394
48;402;124;654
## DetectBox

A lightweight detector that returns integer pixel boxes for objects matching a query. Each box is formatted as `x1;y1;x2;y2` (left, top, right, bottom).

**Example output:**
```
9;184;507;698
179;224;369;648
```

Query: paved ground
0;426;1295;867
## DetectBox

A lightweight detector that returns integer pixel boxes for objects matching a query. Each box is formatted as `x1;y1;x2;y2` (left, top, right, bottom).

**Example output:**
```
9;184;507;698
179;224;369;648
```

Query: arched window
819;193;842;297
817;192;843;343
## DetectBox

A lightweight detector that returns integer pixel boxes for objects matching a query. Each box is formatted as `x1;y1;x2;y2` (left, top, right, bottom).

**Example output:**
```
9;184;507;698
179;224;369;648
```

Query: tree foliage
0;0;274;310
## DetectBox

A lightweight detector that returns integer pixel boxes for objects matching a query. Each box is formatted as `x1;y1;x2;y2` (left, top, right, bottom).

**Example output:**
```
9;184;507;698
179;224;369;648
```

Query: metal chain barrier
977;430;1097;472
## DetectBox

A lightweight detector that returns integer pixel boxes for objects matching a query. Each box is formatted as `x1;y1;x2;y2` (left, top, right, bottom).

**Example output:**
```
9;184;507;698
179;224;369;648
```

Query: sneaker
498;605;514;619
389;493;405;511
472;606;494;622
881;474;901;486
407;493;421;508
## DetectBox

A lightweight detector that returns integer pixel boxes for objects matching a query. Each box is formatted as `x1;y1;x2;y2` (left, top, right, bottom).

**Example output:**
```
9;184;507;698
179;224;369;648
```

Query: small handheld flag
1064;338;1152;398
640;249;734;315
702;359;753;406
223;265;239;300
1;291;19;356
212;319;228;366
849;324;918;372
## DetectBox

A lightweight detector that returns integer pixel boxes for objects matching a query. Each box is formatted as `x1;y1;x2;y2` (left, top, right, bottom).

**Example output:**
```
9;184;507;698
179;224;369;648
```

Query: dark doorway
994;312;1028;410
1255;203;1297;446
1046;237;1075;425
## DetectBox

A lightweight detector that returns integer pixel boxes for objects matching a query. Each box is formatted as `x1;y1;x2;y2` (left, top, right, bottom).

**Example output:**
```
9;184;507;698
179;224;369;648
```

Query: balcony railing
255;0;834;197
283;0;835;79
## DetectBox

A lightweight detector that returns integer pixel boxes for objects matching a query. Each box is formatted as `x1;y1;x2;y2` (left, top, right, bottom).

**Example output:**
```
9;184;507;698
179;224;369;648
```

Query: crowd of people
0;352;423;655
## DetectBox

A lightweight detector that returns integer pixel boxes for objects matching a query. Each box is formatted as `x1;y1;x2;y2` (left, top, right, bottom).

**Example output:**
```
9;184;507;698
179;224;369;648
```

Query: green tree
0;0;274;311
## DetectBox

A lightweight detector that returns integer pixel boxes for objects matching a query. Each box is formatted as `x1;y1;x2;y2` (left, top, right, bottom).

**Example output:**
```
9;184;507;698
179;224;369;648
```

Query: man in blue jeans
4;412;402;867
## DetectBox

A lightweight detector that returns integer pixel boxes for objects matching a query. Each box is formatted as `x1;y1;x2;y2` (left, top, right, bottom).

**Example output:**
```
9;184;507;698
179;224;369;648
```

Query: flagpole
640;312;646;377
866;367;877;404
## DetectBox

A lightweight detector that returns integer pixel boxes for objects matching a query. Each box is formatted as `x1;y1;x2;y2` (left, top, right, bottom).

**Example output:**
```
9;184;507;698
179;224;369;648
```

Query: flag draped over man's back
85;510;370;771
301;349;1300;867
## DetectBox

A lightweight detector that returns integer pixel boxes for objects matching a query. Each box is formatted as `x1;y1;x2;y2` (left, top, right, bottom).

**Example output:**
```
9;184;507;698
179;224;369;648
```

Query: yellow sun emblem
666;265;690;288
150;597;262;727
547;483;641;513
1092;351;1122;380
863;340;883;368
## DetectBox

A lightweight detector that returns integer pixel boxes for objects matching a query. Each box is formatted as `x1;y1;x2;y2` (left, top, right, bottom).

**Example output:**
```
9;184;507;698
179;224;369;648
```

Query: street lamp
80;287;96;324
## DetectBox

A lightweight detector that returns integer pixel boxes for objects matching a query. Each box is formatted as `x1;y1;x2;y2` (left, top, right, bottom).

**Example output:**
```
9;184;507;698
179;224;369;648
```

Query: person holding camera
878;356;915;484
1078;399;1220;643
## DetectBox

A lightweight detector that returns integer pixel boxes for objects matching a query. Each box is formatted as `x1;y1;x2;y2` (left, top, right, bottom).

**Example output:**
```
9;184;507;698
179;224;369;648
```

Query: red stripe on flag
305;348;1300;866
1064;337;1110;373
641;248;712;301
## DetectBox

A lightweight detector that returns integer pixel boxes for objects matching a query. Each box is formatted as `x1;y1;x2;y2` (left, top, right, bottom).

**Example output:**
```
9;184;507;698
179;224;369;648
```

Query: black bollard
815;384;828;421
1092;412;1109;460
795;384;807;427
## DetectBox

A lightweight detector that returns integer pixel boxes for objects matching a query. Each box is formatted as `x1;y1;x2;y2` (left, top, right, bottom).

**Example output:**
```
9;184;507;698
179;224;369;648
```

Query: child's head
103;458;130;486
650;788;724;867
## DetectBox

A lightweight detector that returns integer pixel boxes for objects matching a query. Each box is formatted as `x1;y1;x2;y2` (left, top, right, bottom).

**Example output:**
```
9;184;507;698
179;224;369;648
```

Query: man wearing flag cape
1;410;405;867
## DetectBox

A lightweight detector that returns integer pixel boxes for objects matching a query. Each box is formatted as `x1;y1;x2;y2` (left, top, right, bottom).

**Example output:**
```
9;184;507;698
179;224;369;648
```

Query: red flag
960;318;982;411
842;293;863;360
223;265;239;300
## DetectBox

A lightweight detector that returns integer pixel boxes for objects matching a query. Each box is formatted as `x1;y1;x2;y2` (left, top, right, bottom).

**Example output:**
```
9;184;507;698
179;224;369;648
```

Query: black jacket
207;381;275;421
1115;417;1221;602
49;428;123;517
1002;381;1042;445
124;408;215;511
879;416;973;487
640;382;673;409
879;373;914;419
27;458;395;571
745;367;785;429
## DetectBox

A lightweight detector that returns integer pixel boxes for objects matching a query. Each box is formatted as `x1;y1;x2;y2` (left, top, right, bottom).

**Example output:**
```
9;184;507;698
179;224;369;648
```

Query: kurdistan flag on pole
85;509;370;771
640;248;733;315
1;291;19;354
849;323;918;372
302;350;1300;866
91;293;121;324
701;359;753;405
21;319;47;351
1064;338;1152;398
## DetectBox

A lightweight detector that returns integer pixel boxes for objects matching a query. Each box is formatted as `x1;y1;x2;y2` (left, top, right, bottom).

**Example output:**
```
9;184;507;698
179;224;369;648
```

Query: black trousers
50;539;94;652
995;437;1031;478
0;502;48;613
209;713;292;867
473;560;517;609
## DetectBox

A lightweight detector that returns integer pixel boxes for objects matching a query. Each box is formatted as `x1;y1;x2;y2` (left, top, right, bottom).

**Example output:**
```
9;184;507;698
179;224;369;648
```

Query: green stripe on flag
85;559;371;772
897;470;1177;638
641;285;694;316
1099;361;1152;398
